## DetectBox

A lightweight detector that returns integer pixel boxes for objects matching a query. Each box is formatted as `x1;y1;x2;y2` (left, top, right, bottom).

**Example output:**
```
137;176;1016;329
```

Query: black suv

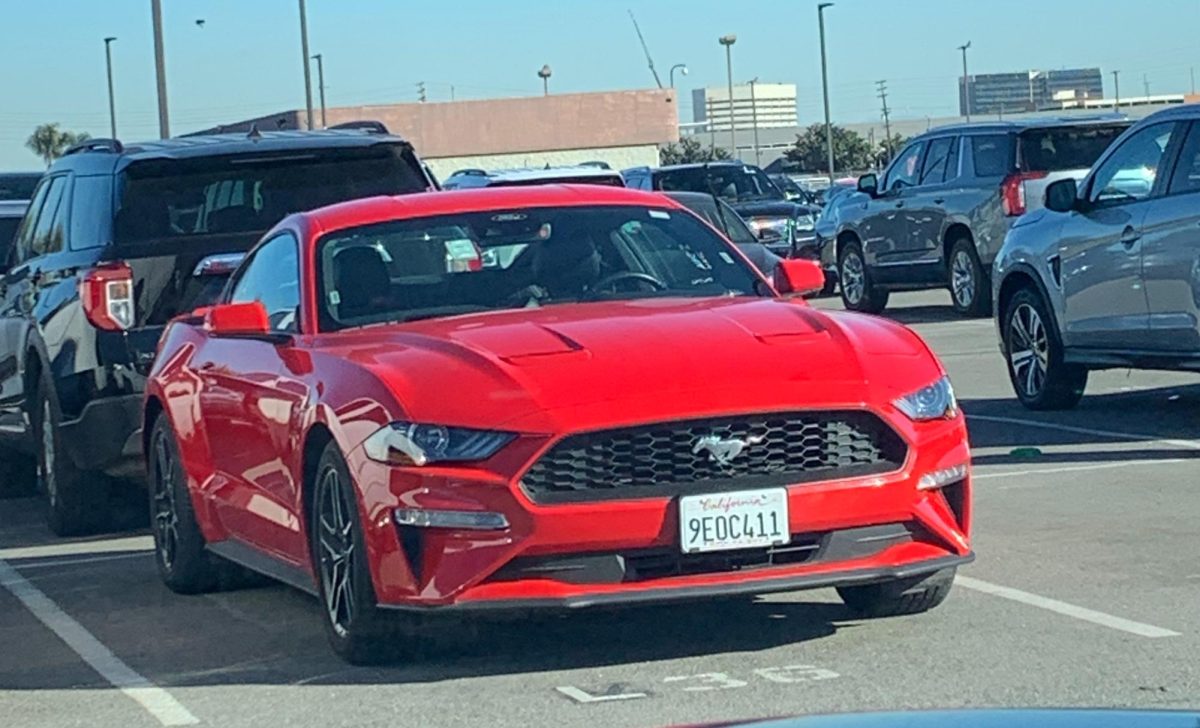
0;130;434;534
828;117;1130;316
622;161;821;261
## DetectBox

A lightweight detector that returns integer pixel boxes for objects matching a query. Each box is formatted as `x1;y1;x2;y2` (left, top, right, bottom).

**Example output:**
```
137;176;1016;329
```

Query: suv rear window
654;166;782;203
113;144;428;245
969;135;1014;177
1019;124;1128;172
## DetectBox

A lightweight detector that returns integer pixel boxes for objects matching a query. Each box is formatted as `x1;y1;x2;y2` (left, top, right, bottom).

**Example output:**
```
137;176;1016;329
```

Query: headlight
362;422;515;466
893;375;957;421
794;213;816;231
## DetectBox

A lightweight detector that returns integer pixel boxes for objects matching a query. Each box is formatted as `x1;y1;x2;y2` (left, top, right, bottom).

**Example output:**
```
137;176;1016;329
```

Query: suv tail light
81;263;135;331
1000;171;1048;216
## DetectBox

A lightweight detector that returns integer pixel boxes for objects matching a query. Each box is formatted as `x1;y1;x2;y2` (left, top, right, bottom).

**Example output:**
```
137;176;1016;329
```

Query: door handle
1120;226;1141;247
933;197;945;205
894;201;905;208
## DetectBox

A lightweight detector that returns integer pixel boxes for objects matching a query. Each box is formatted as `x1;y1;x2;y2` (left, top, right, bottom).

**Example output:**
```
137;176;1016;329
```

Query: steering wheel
589;271;668;294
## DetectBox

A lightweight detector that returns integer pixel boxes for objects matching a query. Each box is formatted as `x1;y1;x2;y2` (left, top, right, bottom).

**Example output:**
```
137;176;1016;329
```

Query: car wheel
149;415;223;594
837;567;956;617
819;270;838;297
838;240;889;314
33;378;109;537
948;238;992;317
312;440;401;665
1003;288;1087;410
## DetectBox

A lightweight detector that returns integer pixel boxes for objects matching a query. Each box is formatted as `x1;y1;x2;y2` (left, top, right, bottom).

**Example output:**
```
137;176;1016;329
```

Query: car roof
486;167;623;182
923;113;1133;137
301;184;682;235
652;161;754;173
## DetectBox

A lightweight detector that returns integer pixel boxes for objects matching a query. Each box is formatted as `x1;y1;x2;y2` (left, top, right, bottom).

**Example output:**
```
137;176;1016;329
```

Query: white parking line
974;458;1190;487
0;558;199;726
956;575;1180;639
967;414;1200;451
0;535;153;561
14;552;153;571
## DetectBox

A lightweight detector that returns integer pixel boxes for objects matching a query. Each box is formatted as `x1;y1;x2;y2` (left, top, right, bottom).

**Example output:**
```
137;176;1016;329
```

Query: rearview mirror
774;258;826;297
204;301;289;343
857;173;878;197
1044;178;1078;213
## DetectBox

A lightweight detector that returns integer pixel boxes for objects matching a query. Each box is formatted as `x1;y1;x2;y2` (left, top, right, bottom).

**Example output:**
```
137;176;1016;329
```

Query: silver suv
826;117;1129;316
994;105;1200;409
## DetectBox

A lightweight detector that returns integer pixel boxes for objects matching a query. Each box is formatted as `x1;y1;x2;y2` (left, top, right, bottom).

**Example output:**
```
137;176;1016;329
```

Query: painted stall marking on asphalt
0;558;199;726
0;535;154;561
967;414;1200;451
556;665;840;704
663;672;749;692
555;685;649;704
16;552;154;571
957;575;1181;639
974;458;1190;488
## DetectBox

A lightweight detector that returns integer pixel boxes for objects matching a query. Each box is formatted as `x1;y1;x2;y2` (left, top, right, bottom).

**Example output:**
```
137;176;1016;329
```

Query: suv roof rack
328;120;390;134
63;138;124;156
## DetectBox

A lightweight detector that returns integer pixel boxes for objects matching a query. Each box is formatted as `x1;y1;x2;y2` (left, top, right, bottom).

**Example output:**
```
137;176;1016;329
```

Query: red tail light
1000;171;1048;217
80;263;135;331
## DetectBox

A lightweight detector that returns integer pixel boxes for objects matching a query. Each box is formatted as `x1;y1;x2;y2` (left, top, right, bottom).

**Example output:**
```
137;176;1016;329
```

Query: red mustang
144;185;972;664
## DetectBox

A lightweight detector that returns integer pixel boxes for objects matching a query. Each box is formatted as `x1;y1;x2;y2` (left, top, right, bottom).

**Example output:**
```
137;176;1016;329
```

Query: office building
692;83;798;132
959;68;1103;116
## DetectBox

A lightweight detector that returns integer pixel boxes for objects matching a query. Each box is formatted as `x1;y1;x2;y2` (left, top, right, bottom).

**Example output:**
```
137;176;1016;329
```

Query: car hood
731;200;811;218
322;298;939;432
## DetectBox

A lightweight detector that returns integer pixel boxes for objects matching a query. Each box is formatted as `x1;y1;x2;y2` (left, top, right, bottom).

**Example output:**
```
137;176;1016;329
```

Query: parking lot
2;289;1199;728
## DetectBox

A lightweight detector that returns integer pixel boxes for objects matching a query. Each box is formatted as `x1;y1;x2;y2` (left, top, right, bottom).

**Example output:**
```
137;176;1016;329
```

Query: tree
784;123;873;175
26;123;91;167
659;136;731;165
876;133;910;168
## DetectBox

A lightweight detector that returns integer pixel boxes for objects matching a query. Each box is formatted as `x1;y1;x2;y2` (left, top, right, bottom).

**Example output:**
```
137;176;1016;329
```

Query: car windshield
657;165;784;202
317;204;761;329
1020;124;1129;172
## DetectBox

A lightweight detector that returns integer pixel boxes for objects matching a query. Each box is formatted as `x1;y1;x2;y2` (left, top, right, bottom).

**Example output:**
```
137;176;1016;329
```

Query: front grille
520;411;906;504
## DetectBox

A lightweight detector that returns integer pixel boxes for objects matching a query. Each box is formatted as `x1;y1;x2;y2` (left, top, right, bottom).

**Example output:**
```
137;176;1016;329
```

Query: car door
1140;120;1200;352
907;135;960;268
193;232;308;563
864;140;926;268
1059;120;1182;350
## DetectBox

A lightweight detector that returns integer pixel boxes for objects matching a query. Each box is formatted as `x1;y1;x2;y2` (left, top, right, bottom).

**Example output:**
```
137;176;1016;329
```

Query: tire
33;376;109;536
1002;287;1087;410
148;416;223;594
948;238;992;317
311;440;402;665
837;567;956;618
838;239;889;314
819;270;838;297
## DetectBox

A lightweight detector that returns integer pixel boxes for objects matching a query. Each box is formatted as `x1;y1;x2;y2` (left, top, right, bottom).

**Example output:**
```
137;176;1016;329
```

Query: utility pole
150;0;170;138
417;81;426;103
1112;70;1121;110
298;0;314;129
450;85;456;101
311;53;326;127
104;37;118;139
818;3;835;183
876;80;892;163
1191;67;1196;95
749;78;761;167
958;41;972;122
719;35;737;156
1143;73;1150;97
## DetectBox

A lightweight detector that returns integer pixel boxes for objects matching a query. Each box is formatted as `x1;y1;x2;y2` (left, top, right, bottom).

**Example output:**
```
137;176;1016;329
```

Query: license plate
678;488;789;554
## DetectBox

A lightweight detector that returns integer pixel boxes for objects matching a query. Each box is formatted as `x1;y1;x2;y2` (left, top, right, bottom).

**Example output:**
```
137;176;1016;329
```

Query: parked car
829;116;1131;316
0;130;436;535
813;186;865;291
0;172;42;201
769;173;818;205
662;190;783;276
994;105;1200;409
145;184;972;664
622;161;820;260
442;166;625;190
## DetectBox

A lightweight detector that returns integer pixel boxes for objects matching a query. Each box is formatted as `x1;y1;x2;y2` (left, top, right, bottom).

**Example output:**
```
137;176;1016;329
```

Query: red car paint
145;185;972;610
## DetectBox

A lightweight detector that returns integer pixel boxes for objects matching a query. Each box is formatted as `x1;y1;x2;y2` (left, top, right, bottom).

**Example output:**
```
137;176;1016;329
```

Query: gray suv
826;117;1129;316
994;105;1200;409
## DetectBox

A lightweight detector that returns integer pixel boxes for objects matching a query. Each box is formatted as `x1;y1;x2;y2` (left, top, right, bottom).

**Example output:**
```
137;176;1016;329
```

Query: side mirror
857;173;878;198
1044;178;1079;213
204;301;289;343
774;258;826;297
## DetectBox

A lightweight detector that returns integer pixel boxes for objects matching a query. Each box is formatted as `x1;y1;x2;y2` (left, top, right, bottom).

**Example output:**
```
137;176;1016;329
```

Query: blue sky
1;0;1198;168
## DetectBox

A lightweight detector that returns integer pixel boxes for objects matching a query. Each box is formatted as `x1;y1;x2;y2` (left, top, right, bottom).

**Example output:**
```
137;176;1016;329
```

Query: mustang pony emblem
692;434;765;465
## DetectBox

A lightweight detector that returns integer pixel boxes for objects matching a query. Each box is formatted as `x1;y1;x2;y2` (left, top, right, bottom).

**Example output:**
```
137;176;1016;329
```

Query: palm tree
26;123;91;167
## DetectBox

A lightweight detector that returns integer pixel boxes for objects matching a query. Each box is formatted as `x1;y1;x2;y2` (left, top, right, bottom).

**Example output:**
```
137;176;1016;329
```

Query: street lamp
748;78;761;167
669;63;688;89
817;3;835;183
150;0;169;138
958;41;972;122
538;64;552;96
299;0;315;129
311;53;326;128
103;37;117;139
719;34;737;156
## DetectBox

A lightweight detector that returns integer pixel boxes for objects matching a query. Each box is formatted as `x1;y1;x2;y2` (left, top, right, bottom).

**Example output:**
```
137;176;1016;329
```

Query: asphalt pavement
2;289;1198;728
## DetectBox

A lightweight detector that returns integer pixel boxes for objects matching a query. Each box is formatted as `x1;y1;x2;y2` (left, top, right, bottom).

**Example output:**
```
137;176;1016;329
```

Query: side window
8;178;52;267
883;142;926;191
1167;122;1200;196
969;134;1013;177
230;234;301;332
69;176;113;250
1088;122;1177;206
943;137;961;182
29;176;68;258
920;137;956;185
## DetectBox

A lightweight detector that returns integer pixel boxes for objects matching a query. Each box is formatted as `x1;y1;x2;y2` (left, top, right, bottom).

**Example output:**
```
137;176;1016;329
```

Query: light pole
958;41;972;122
669;63;688;89
311;53;326;128
150;0;169;138
538;64;552;96
103;37;117;139
748;78;761;167
817;3;835;183
719;34;737;156
298;0;314;129
1112;70;1121;109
